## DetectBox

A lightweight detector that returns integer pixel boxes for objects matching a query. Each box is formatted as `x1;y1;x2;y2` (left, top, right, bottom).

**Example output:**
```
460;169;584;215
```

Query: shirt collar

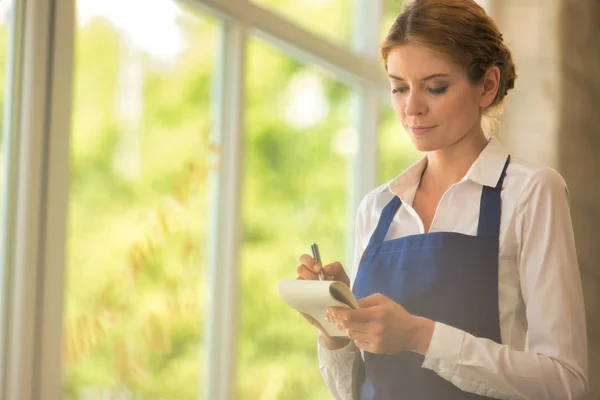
387;137;510;198
388;156;428;201
466;136;510;188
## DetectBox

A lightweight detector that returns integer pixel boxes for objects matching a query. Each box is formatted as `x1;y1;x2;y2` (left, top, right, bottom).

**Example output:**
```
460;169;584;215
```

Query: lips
408;125;437;136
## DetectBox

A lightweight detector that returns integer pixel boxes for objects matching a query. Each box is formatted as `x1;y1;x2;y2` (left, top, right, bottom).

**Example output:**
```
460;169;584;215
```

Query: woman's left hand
326;293;435;355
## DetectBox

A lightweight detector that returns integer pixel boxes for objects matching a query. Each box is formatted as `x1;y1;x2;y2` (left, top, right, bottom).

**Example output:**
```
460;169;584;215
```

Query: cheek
436;93;463;117
437;92;479;127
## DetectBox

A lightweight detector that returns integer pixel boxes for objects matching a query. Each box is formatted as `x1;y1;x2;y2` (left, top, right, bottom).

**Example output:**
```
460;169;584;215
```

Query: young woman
296;0;588;399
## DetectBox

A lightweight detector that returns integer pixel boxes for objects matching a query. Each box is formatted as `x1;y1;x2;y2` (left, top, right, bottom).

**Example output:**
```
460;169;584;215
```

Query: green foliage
64;15;213;400
253;0;353;46
52;2;417;400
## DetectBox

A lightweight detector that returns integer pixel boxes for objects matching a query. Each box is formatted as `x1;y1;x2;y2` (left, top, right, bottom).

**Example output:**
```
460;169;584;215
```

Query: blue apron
352;156;510;400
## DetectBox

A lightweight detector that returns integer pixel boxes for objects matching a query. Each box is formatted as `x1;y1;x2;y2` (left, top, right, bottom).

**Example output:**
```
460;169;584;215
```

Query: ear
479;66;501;108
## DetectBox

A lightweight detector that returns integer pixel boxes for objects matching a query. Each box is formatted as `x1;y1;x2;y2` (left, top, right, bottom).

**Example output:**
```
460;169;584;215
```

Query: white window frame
0;0;387;399
0;0;75;399
188;1;386;398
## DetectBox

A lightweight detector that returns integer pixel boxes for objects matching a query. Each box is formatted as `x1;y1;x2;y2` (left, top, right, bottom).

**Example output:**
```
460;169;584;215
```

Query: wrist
322;335;351;350
409;316;435;355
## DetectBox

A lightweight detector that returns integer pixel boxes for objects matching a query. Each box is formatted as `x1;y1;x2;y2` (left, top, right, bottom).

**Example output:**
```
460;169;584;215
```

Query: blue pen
311;242;325;281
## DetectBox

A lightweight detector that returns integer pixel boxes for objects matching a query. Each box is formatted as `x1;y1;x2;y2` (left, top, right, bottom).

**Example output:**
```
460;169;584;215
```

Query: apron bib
352;156;510;400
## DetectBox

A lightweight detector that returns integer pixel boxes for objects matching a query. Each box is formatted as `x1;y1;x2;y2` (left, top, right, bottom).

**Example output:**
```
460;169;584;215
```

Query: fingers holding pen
296;263;318;280
299;253;322;272
322;261;350;285
297;254;322;281
297;254;349;284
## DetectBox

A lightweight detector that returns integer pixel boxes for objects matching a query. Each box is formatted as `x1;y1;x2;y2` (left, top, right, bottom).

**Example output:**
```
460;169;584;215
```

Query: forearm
317;335;360;400
423;323;588;399
321;334;352;350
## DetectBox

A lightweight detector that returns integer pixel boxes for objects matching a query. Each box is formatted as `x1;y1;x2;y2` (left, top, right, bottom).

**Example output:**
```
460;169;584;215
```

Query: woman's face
386;43;487;153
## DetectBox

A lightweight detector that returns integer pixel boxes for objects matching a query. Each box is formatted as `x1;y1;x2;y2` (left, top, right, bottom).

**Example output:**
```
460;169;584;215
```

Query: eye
392;87;408;95
427;86;449;95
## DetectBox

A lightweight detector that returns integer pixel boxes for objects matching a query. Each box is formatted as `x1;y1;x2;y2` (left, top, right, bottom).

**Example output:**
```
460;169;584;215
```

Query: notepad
278;280;360;337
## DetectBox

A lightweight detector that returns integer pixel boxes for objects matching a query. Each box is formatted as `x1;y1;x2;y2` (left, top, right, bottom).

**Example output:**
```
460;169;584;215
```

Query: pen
310;242;325;281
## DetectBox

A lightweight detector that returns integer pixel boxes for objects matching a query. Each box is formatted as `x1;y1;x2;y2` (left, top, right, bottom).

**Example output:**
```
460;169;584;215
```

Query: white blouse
317;137;588;400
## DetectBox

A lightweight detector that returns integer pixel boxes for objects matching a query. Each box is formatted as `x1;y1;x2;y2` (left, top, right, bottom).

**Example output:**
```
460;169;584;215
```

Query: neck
422;129;488;192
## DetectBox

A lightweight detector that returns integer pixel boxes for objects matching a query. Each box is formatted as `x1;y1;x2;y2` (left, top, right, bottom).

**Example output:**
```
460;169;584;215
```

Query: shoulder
505;156;569;207
356;180;397;219
358;155;426;214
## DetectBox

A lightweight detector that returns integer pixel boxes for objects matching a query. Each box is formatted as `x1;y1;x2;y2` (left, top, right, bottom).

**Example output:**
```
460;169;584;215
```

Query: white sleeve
349;193;371;286
317;336;360;400
317;195;371;399
422;168;588;399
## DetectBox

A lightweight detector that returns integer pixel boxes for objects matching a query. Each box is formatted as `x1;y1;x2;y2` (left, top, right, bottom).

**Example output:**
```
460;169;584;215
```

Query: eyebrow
388;73;451;82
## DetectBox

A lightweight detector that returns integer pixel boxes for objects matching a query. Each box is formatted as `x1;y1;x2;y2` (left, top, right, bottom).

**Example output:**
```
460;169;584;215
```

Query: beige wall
558;1;600;398
491;0;600;398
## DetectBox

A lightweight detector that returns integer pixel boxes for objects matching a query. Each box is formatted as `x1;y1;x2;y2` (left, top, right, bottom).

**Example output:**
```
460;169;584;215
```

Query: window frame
0;0;75;399
189;1;384;398
1;0;387;398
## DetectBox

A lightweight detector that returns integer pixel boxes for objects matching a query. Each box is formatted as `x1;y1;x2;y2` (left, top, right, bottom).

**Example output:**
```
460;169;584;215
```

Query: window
253;0;354;47
63;1;216;398
0;0;15;391
238;37;356;398
0;0;10;209
382;0;404;40
0;0;389;398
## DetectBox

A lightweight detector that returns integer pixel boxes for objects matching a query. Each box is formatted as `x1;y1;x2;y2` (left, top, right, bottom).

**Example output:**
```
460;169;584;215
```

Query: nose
405;92;426;116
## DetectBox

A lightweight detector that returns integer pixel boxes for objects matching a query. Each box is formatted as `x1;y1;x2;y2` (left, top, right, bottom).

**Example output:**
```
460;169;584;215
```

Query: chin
409;137;442;153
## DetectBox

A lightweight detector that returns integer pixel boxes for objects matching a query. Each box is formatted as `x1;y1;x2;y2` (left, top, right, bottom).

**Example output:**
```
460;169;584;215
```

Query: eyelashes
428;86;449;95
391;86;449;95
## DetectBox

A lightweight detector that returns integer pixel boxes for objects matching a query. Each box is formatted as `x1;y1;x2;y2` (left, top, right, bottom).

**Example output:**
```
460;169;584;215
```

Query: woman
296;0;588;399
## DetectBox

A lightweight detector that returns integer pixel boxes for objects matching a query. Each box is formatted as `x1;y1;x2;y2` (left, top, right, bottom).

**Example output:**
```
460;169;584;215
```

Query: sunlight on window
284;72;329;129
238;37;355;399
63;2;216;399
253;0;353;46
332;126;359;157
77;0;186;58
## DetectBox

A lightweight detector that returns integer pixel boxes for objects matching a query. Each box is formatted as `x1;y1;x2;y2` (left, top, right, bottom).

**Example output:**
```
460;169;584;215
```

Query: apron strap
477;156;511;238
366;195;402;247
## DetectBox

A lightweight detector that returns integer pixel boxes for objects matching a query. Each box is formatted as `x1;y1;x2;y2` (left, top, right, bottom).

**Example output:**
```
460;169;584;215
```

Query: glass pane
378;105;421;185
253;0;353;47
238;37;356;399
0;2;10;211
63;1;215;398
381;0;406;41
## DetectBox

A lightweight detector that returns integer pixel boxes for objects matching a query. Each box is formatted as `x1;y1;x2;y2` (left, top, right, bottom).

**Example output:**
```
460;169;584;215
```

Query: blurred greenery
253;0;353;46
252;0;409;49
0;1;418;399
63;11;214;399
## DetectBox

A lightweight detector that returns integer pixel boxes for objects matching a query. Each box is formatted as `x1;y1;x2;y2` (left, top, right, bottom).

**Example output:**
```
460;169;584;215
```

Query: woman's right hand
296;253;351;350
